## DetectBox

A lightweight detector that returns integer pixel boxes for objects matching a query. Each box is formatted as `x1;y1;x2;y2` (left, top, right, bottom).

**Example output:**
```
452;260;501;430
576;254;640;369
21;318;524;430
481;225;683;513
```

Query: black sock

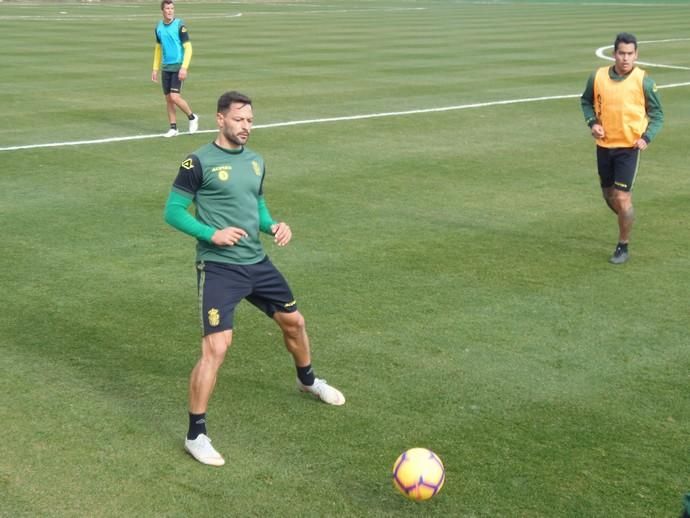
296;364;315;386
618;242;629;252
170;123;177;130
187;412;207;440
188;113;196;120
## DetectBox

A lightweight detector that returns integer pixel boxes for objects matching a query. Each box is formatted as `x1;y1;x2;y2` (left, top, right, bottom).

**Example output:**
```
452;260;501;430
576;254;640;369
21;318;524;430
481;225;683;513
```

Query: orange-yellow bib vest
593;66;647;148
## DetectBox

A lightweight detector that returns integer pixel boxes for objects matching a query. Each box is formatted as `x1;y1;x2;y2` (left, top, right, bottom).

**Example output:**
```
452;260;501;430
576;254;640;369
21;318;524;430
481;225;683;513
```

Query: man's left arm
257;164;291;246
179;24;192;79
258;196;277;234
642;76;664;144
258;196;291;246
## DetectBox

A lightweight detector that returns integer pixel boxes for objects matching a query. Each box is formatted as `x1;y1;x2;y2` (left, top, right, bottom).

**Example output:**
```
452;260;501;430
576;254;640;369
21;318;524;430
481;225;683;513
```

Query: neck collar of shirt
213;142;244;155
610;65;636;79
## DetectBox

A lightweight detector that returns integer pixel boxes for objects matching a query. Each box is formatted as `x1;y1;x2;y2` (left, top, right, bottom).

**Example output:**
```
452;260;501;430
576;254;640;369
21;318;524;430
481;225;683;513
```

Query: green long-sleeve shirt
164;143;277;265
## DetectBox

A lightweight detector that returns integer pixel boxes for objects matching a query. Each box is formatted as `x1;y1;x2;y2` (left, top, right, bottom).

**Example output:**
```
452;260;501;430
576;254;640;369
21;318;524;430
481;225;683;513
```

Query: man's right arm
152;44;162;81
580;72;598;127
152;27;162;81
164;191;215;242
163;154;216;242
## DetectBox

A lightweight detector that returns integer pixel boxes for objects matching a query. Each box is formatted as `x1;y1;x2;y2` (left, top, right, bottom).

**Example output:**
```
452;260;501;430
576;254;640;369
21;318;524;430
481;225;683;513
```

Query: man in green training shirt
580;32;663;264
152;0;199;137
164;91;345;467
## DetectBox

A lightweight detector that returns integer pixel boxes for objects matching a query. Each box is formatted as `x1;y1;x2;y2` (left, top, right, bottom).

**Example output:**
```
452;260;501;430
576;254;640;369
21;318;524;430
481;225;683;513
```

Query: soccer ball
392;447;445;501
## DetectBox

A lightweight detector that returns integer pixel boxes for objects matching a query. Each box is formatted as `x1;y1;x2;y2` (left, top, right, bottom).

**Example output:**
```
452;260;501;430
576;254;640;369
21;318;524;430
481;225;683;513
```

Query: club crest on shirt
252;161;261;176
211;165;231;181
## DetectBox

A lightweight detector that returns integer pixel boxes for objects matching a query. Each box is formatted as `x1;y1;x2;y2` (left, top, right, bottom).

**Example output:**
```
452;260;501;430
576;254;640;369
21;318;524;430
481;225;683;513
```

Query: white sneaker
297;377;346;406
189;114;199;134
184;434;225;466
163;128;179;138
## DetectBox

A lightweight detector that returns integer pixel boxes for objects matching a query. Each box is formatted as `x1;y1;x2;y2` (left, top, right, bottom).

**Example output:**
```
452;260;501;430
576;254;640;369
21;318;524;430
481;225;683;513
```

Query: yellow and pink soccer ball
392;447;445;501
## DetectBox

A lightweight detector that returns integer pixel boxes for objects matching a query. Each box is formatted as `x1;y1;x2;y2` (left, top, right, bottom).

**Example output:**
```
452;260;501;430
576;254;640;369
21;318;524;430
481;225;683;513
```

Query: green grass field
1;0;689;516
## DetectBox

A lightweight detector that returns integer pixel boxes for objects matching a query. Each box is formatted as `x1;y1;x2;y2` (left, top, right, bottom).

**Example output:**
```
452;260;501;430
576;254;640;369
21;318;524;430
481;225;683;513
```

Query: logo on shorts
181;158;193;170
284;300;296;308
614;181;628;189
252;161;261;175
207;308;220;327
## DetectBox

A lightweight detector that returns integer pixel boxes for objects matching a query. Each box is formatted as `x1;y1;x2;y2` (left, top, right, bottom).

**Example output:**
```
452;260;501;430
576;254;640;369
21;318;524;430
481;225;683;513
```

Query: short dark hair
614;32;637;51
160;0;173;9
217;91;252;114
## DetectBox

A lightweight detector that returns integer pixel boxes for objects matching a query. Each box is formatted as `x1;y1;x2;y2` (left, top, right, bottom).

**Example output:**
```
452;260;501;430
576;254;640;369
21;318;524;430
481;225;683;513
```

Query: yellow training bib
593;66;647;148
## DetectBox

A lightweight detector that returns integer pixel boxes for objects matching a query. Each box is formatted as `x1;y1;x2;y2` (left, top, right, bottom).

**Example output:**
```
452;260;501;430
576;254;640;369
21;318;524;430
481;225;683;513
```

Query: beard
222;128;248;147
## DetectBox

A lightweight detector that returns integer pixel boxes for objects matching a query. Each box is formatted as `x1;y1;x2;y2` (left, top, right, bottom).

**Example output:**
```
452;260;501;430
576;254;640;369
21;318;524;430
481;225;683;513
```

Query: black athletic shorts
196;257;297;336
596;146;640;192
161;70;183;95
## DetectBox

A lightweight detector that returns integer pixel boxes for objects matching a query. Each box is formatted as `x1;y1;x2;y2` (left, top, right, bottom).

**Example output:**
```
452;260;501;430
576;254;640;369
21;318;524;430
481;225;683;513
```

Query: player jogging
580;32;663;264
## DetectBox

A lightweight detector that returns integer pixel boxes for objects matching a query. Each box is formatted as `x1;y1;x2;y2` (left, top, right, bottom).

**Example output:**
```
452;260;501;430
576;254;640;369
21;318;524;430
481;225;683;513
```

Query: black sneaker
609;244;629;264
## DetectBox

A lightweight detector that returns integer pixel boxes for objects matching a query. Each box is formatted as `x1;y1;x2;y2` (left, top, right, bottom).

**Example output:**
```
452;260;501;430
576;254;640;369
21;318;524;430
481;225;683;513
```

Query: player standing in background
164;91;345;467
152;0;199;137
580;32;663;264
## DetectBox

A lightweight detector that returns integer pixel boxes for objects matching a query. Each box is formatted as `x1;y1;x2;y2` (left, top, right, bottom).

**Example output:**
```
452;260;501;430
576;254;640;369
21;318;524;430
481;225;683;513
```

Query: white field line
0;8;425;22
0;12;243;21
3;83;690;152
581;2;687;6
0;0;682;21
0;94;583;152
595;38;690;71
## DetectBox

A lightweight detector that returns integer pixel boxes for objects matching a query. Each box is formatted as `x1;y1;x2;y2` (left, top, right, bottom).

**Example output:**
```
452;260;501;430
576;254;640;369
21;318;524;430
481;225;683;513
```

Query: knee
612;191;633;211
202;332;231;365
278;311;306;338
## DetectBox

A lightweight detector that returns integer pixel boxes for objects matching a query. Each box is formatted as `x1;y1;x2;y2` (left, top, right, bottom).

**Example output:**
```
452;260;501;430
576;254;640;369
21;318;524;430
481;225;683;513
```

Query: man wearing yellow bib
580;32;663;264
